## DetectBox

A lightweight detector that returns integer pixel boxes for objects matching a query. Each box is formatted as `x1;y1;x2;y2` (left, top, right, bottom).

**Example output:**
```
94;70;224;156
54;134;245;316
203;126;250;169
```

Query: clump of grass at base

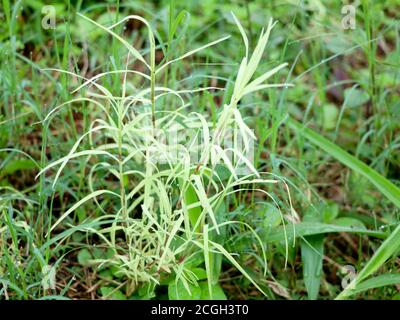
36;12;291;299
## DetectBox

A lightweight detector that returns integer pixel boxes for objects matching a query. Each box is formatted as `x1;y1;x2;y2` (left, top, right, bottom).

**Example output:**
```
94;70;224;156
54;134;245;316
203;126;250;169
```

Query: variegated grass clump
38;12;291;297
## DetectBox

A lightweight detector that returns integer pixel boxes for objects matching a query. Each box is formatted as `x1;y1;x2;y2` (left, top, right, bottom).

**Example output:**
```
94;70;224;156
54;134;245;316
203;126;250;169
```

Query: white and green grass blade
49;190;120;234
76;13;149;69
156;35;231;76
203;224;213;299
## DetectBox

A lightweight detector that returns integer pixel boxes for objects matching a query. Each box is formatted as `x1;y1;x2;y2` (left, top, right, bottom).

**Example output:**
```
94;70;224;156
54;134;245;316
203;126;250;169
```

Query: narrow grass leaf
336;224;400;299
289;118;400;208
49;190;120;234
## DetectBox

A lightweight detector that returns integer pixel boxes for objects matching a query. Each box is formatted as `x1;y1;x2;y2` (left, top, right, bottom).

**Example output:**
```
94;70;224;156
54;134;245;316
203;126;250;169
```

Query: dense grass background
0;0;399;300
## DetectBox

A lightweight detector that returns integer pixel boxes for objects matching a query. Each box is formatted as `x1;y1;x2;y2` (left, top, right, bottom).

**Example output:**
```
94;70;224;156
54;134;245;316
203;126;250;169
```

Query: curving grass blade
336;224;400;299
288;118;400;208
349;274;400;296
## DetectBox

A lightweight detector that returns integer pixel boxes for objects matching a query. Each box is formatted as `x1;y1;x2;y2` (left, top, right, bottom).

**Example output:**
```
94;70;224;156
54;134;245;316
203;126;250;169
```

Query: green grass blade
350;274;400;296
265;222;385;243
336;224;400;299
288;118;400;208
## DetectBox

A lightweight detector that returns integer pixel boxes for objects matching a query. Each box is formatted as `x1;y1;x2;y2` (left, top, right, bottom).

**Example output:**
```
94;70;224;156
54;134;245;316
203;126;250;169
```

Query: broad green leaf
179;178;202;232
99;270;113;281
301;235;324;300
322;201;339;223
137;283;156;300
263;204;282;228
322;104;338;131
325;35;352;54
199;281;227;300
168;280;201;300
301;211;324;300
0;159;36;176
344;88;369;108
192;268;207;281
100;287;127;300
77;248;92;266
